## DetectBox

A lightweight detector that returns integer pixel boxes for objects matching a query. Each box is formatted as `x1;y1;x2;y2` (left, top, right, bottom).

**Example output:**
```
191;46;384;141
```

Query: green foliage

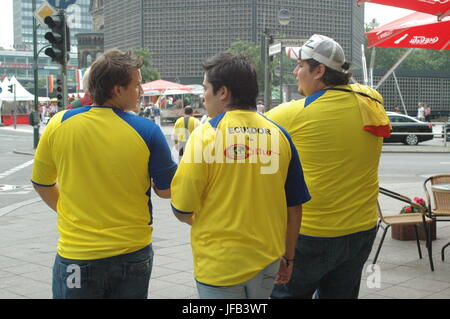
132;48;160;83
226;40;264;88
226;40;298;92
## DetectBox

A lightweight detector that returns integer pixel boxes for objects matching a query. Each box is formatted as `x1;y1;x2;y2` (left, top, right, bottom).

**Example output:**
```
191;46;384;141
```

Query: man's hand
275;257;294;285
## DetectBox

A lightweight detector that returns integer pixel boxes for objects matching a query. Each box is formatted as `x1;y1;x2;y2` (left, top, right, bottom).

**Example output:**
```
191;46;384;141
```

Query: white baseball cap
300;34;347;73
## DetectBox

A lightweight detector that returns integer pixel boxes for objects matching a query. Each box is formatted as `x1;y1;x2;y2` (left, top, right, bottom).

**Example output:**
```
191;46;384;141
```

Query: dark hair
305;59;352;86
184;106;193;115
88;49;143;105
202;53;258;110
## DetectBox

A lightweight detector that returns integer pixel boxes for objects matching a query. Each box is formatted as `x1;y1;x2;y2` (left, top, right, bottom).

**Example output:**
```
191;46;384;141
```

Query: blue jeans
52;244;153;299
196;260;280;299
271;227;377;299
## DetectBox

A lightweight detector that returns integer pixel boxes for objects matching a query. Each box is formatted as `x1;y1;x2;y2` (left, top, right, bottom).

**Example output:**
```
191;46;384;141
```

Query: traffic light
8;84;14;93
43;13;70;65
56;78;64;109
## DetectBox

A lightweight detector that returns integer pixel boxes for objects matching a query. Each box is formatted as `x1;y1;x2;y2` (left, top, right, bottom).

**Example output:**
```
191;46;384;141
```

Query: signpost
47;0;77;9
34;1;57;27
31;0;75;149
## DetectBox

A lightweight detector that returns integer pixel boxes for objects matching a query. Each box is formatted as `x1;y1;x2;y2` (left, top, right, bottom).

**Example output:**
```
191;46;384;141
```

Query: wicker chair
423;174;450;261
373;187;434;271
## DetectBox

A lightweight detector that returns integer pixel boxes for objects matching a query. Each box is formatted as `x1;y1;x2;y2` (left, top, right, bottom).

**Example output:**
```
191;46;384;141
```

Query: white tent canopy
0;76;34;102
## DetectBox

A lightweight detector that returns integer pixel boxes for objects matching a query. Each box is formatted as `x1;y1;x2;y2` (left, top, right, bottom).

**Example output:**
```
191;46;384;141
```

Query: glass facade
0;50;79;93
104;0;364;83
13;0;93;50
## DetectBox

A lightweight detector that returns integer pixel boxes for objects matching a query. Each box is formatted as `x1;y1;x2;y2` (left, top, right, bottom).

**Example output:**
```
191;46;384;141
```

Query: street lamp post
263;9;290;111
278;9;290;105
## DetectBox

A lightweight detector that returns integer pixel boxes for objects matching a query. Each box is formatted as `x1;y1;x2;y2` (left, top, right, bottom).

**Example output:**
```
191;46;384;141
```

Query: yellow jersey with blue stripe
266;85;383;238
171;109;310;286
32;106;177;260
173;116;200;142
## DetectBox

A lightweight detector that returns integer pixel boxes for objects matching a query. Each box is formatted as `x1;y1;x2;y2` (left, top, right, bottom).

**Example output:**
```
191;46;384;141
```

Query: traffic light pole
60;9;68;111
32;0;40;149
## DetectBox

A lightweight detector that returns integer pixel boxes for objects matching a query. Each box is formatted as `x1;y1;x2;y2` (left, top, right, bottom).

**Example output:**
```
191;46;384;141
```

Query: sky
0;1;414;49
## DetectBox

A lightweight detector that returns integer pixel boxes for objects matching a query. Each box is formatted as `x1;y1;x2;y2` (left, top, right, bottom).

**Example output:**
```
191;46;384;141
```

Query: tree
226;40;297;94
132;48;160;83
226;40;263;89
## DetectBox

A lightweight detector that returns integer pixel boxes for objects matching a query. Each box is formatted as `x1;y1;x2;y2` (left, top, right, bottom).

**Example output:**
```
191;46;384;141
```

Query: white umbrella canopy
0;76;34;101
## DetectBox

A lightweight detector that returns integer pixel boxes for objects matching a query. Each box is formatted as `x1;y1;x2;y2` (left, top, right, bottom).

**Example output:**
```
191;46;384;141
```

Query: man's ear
218;86;231;103
111;85;122;98
313;64;326;80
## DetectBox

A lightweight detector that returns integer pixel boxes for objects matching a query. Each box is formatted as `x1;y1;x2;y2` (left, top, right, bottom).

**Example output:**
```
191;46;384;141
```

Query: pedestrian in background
170;53;310;299
417;102;425;121
31;49;177;299
424;104;431;122
266;34;390;299
173;106;200;160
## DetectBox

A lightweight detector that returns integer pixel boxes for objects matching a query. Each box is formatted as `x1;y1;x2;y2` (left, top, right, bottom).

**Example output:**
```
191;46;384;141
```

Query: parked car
384;112;433;145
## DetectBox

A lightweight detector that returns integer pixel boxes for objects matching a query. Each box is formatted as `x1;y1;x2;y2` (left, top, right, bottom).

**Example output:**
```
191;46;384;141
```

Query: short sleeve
148;126;178;190
170;129;208;214
284;136;311;207
31;113;63;186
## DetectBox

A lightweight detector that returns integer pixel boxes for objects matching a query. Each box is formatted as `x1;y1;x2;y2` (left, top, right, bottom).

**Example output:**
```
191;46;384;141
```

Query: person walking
173;106;200;160
266;34;390;299
170;53;311;299
31;49;177;299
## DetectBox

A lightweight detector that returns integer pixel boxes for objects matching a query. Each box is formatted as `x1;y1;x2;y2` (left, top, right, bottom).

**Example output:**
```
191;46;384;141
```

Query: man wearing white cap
266;34;390;299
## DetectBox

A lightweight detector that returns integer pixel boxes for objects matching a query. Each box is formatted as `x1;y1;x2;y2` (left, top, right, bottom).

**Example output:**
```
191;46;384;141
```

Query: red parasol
141;80;193;93
357;0;450;19
366;11;450;50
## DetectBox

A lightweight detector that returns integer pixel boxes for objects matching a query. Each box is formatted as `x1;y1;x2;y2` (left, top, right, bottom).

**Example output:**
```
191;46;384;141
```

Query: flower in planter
400;197;427;214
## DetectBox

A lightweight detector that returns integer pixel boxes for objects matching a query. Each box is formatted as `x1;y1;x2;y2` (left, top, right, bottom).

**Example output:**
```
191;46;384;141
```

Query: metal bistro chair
373;187;434;271
423;174;450;261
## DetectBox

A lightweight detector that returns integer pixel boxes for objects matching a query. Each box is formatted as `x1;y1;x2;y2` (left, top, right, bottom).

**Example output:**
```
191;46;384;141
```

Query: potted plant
391;197;437;241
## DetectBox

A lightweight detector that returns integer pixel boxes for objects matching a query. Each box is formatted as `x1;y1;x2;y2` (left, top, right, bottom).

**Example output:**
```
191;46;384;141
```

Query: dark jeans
271;227;377;299
52;244;153;299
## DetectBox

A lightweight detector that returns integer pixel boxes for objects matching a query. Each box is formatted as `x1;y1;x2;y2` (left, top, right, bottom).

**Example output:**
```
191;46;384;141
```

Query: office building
13;0;93;49
104;0;365;84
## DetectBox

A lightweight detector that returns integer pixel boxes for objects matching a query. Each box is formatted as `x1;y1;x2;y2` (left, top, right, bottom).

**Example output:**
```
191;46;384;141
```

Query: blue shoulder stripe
304;90;326;108
61;106;92;122
113;109;177;190
209;112;226;129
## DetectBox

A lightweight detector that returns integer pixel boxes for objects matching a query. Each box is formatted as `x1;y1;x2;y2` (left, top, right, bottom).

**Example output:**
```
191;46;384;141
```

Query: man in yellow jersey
31;49;177;299
170;53;311;299
266;34;390;299
173;106;200;160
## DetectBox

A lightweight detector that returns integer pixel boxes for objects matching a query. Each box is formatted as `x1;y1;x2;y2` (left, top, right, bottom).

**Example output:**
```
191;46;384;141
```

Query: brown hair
305;59;352;86
88;49;143;105
202;53;258;110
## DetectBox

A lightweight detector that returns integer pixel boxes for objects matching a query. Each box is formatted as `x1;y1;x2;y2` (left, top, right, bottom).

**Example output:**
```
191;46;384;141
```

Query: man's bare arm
33;184;60;212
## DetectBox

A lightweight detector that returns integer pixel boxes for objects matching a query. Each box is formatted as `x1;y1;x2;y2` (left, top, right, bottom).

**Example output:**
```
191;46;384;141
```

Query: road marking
0;197;41;217
0;184;34;195
440;162;450;165
0;160;34;180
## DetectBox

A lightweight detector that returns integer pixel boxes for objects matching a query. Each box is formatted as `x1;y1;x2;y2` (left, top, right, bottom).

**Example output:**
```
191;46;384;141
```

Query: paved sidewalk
1;182;450;299
2;123;450;299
